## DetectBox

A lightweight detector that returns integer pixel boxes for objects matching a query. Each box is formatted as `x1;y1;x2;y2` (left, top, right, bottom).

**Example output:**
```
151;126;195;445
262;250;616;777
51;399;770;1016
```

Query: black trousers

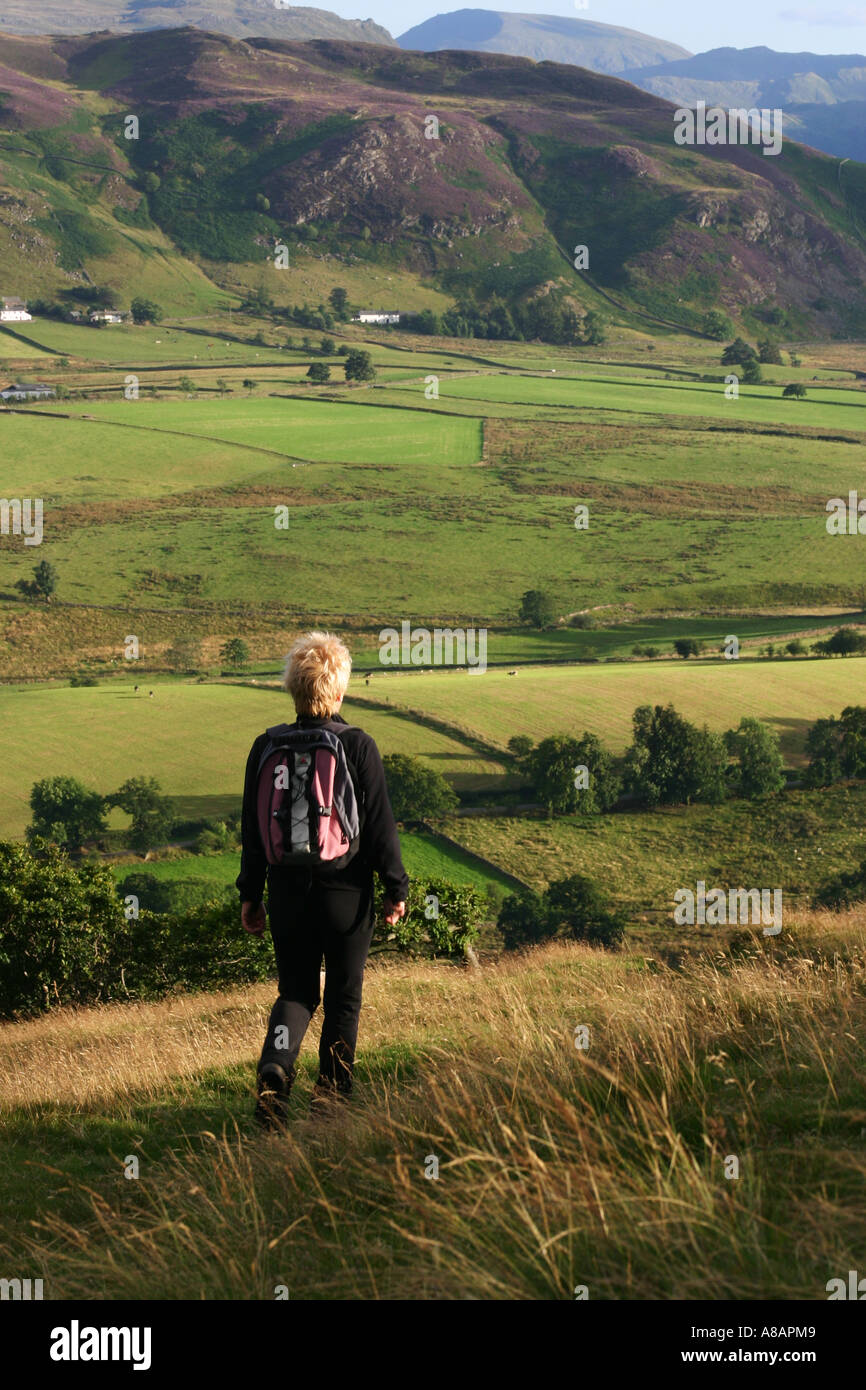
258;875;375;1091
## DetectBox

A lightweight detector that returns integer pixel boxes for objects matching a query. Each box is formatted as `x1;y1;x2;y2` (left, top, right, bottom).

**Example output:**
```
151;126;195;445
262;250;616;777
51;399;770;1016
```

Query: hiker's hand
383;899;406;926
242;901;267;937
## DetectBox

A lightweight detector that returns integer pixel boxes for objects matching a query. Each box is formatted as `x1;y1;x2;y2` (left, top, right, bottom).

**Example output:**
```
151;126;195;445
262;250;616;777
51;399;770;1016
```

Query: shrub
805;705;866;785
28;776;107;850
724;718;786;799
382;754;458;820
624;703;727;807
106;777;174;851
527;733;620;815
498;888;549;950
813;858;866;910
499;874;626;950
371;877;482;959
0;839;127;1016
519;588;556;628
544;874;627;947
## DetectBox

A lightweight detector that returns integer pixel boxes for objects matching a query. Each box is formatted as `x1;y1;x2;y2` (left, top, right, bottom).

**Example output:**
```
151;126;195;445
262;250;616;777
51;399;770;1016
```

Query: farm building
351;311;400;324
89;310;126;325
0;297;32;322
0;382;56;401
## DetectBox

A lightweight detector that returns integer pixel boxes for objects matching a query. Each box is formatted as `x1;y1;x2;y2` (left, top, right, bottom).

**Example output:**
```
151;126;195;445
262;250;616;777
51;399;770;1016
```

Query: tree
141;171;161;194
507;734;534;760
805;706;866;786
581;310;606;345
498;888;549;950
130;297;163;325
786;639;807;656
0;839;126;1016
254;193;271;213
166;635;202;672
16;559;57;602
307;362;331;384
519;588;556;628
758;339;783;364
216;378;229;396
740;357;762;384
178;375;196;395
220;637;250;669
673;638;702;659
329;287;349;319
703;310;735;341
498;874;625;950
106;777;174;851
243;378;256;395
813;857;866;910
782;382;806;399
28;776;107;851
545;874;627;947
319;337;335;355
382;754;458;821
724;718;786;799
721;338;757;366
623;703;727;807
814;627;866;657
344;349;376;382
527;733;619;815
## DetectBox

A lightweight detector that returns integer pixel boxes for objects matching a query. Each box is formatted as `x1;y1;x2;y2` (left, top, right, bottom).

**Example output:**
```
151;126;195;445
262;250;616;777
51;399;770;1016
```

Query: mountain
1;28;866;339
398;10;690;73
0;1;395;44
624;46;866;162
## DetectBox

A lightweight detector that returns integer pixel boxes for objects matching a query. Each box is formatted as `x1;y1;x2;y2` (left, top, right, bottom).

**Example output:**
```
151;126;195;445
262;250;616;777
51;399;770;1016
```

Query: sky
334;0;866;54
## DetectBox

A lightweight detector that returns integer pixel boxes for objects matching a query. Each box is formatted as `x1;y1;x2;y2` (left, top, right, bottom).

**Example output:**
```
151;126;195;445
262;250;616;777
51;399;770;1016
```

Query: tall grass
2;909;865;1299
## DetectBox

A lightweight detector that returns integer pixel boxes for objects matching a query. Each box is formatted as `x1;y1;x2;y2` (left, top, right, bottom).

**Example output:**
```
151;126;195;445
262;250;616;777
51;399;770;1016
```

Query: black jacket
235;712;409;905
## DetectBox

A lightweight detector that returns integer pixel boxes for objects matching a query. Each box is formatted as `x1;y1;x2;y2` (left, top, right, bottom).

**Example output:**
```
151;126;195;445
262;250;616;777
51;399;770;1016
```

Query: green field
0;680;506;840
3;331;864;631
56;395;482;464
110;830;515;897
391;370;866;432
364;655;866;761
442;783;866;905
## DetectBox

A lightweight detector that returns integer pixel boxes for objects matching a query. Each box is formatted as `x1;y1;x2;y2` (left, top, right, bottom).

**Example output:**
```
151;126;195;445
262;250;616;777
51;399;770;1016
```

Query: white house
1;296;32;323
351;311;400;325
1;382;56;401
89;310;125;325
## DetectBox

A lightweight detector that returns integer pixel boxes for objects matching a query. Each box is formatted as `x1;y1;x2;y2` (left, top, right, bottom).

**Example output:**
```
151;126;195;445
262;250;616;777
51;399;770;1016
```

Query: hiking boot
309;1075;351;1120
254;1063;293;1131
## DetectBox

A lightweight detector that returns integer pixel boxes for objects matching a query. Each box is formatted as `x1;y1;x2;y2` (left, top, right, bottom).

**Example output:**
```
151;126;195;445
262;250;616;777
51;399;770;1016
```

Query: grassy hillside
2;28;866;334
3;336;865;655
2;912;865;1298
0;680;508;839
443;783;866;904
363;656;866;760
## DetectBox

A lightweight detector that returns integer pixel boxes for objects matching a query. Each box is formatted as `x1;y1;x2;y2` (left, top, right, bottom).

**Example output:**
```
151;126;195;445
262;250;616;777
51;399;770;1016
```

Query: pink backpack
255;722;363;869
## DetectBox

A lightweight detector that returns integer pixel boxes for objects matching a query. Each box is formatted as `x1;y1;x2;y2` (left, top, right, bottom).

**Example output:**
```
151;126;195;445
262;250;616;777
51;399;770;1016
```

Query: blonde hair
282;631;352;716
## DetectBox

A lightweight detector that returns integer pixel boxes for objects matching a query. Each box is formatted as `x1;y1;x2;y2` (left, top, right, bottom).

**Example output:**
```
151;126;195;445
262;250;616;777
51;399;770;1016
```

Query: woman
236;631;408;1127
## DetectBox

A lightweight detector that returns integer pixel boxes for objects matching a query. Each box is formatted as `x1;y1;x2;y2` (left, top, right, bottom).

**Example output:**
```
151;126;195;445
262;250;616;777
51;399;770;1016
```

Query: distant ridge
398;10;690;73
0;1;396;44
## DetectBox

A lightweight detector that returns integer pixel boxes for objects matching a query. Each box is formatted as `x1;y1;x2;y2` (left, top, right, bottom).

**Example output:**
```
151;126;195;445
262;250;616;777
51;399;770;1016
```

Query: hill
2;28;866;336
398;10;690;73
0;1;395;43
625;45;866;163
